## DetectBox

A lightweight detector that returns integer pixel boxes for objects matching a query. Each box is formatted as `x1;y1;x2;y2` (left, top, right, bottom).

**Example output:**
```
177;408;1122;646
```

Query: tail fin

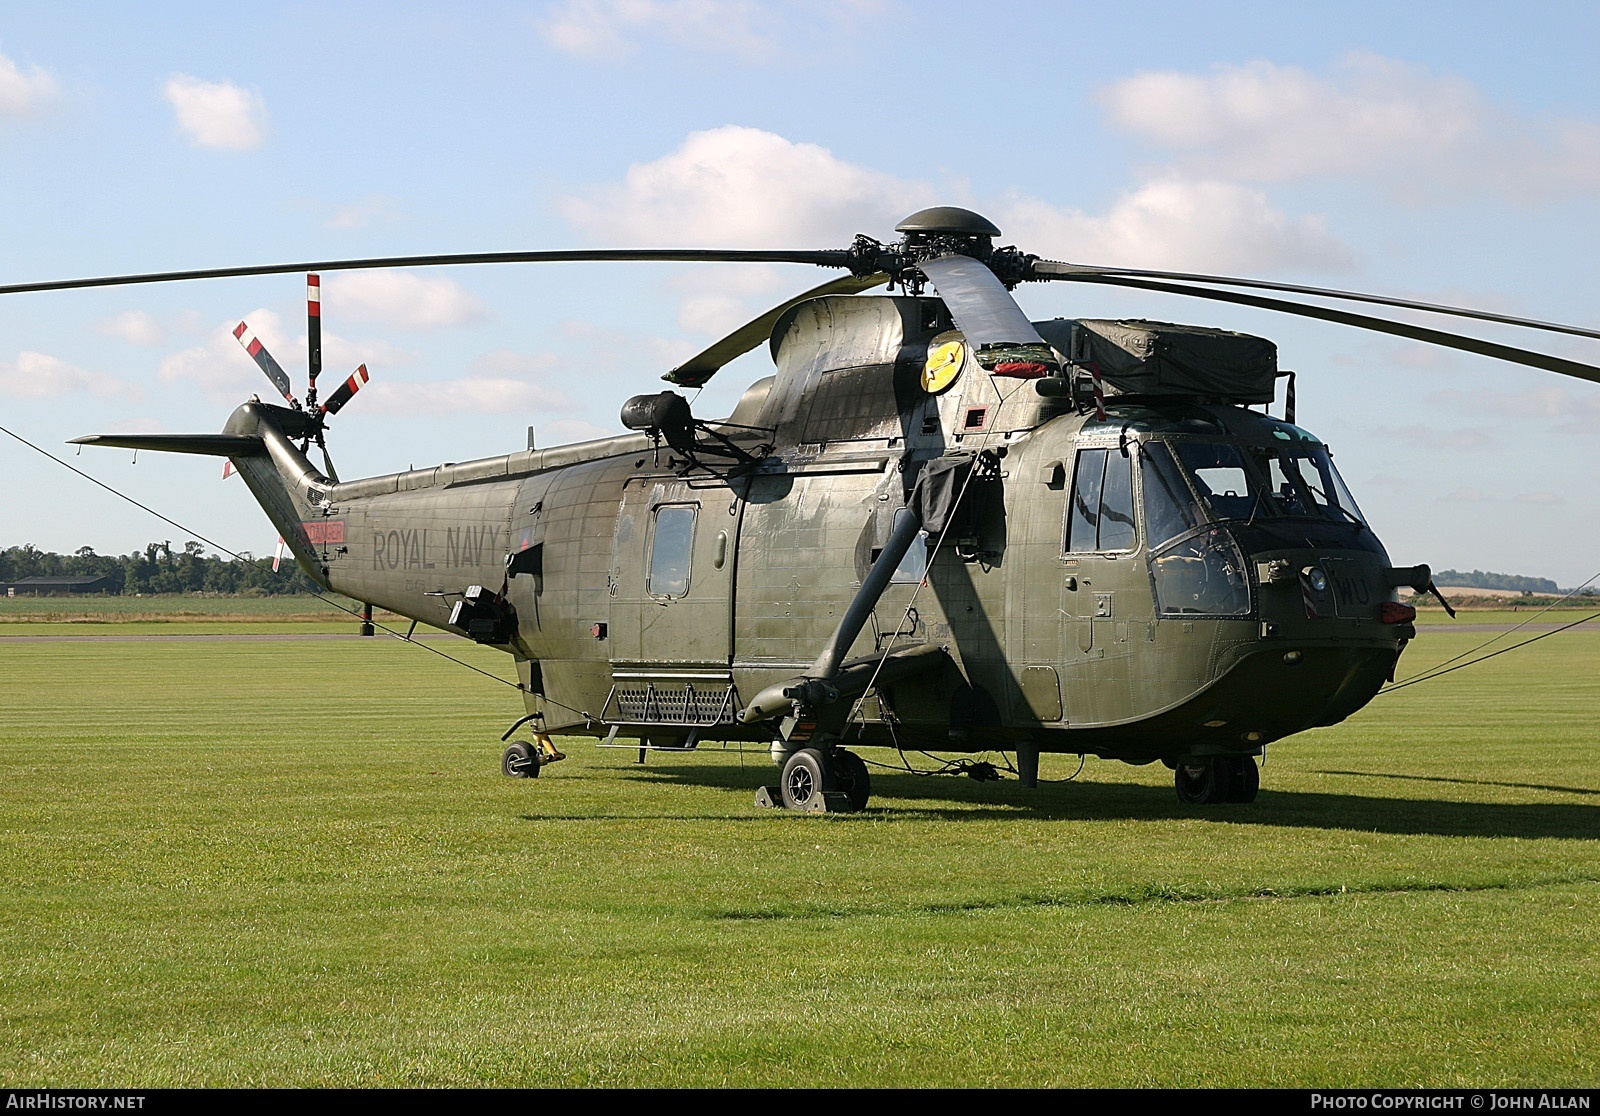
74;400;337;583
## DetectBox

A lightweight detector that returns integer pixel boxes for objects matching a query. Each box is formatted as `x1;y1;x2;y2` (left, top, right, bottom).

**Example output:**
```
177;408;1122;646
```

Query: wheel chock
810;791;855;814
754;787;857;812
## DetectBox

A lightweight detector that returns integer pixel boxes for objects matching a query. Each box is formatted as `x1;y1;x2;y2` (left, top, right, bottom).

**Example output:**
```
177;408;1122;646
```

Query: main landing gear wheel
833;749;871;812
780;747;835;810
1174;757;1259;803
502;740;540;778
1229;755;1260;803
1175;760;1233;804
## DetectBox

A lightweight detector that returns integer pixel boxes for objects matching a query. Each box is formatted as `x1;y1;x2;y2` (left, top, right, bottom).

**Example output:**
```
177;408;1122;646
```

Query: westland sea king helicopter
14;207;1600;812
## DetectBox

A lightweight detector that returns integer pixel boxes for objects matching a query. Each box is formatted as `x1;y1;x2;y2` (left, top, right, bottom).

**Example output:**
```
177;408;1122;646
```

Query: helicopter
15;205;1600;813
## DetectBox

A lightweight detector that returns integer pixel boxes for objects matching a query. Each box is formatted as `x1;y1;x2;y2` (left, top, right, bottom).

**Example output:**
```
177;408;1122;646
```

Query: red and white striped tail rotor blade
272;536;286;573
319;363;369;415
233;320;297;406
306;274;322;388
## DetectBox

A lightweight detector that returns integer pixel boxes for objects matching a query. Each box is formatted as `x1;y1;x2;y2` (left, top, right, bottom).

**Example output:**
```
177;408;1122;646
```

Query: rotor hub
895;207;1002;238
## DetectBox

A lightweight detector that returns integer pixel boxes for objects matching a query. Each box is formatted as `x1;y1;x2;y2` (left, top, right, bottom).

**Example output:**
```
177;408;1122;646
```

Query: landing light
1302;566;1328;592
1283;650;1303;666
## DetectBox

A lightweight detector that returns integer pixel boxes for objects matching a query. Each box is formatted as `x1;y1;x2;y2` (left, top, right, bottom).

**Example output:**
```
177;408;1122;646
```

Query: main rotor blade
0;249;856;297
918;255;1048;352
1042;272;1600;385
1030;259;1600;341
664;273;887;388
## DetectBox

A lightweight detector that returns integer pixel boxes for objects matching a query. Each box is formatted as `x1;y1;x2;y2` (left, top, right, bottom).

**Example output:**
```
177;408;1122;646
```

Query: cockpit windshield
1156;439;1367;527
1254;445;1366;525
1172;441;1263;522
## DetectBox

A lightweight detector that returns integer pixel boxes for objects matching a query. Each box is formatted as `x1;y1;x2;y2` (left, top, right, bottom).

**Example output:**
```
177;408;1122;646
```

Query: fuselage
234;293;1417;765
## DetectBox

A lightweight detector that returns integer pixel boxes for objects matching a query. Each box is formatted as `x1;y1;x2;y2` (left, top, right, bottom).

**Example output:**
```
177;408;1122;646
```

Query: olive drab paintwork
51;204;1600;810
204;290;1413;770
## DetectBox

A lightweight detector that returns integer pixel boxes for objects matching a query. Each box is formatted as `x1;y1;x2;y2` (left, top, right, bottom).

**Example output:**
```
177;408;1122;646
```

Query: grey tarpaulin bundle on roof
1034;318;1279;403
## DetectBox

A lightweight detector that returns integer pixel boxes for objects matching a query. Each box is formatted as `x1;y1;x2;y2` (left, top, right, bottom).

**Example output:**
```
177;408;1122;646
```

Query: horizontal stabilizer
68;434;266;457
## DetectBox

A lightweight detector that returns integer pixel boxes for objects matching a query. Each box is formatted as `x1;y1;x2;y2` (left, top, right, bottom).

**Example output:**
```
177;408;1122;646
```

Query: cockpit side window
1067;448;1105;552
1067;447;1136;553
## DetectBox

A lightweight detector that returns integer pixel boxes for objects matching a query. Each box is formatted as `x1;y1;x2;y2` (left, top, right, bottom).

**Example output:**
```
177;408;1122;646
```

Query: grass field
0;618;1596;1087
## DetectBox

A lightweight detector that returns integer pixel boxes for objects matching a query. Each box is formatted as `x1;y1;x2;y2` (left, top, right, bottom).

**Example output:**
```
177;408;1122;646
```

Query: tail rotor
231;271;371;484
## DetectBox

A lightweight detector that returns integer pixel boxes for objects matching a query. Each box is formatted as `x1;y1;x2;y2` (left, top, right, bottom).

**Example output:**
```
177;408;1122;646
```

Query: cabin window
1067;447;1136;552
648;505;696;597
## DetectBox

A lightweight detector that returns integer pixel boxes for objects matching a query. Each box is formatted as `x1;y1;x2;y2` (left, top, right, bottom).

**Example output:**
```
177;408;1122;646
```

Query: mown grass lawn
0;623;1595;1086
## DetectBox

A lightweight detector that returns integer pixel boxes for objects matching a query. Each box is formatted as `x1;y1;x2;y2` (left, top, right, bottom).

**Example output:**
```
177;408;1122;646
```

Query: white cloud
562;125;937;247
671;263;788;337
320;333;420;375
322;271;487;329
1435;487;1562;507
540;418;615;442
1000;177;1353;273
1426;384;1600;429
0;49;58;118
1388;423;1495;451
1099;53;1600;202
160;310;288;404
160;312;424;405
538;0;783;59
362;377;567;416
0;351;139;401
325;194;403;230
362;353;574;417
162;74;266;150
96;311;164;347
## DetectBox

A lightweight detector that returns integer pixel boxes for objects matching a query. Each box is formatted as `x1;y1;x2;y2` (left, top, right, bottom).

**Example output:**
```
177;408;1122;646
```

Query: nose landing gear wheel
780;747;835;810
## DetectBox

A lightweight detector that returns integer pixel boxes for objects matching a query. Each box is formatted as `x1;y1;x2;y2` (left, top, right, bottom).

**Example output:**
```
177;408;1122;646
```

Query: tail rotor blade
306;273;322;396
233;321;297;405
319;363;369;415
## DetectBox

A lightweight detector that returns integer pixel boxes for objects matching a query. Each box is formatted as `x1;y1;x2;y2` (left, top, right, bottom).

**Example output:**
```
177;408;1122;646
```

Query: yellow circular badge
922;340;965;394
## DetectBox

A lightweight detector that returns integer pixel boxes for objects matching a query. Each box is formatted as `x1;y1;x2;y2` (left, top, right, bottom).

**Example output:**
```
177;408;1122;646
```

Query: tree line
1;543;320;595
1431;569;1561;594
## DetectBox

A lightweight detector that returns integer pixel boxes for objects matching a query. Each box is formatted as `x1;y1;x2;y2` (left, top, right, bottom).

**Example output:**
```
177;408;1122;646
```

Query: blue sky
1;1;1597;584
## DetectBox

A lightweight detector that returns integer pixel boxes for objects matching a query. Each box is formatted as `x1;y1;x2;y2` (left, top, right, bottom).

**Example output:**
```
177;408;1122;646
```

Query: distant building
1;576;112;597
